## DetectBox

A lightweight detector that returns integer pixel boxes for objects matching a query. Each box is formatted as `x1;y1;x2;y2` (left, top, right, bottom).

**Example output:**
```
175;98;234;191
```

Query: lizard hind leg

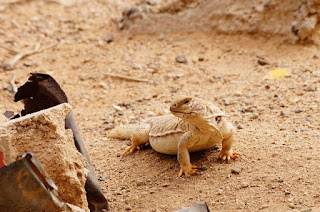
122;124;150;156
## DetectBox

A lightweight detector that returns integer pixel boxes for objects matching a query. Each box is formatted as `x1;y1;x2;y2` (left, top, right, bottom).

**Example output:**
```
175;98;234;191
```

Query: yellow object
264;68;290;80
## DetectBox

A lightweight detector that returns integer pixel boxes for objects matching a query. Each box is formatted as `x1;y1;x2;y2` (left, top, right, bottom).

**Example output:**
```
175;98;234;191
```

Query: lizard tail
106;124;147;139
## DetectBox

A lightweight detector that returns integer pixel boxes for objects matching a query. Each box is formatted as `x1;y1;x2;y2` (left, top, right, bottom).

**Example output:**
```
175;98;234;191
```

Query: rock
105;123;114;130
0;63;14;70
239;106;255;113
259;205;269;210
198;57;204;61
304;86;317;92
288;203;295;209
103;33;114;43
217;189;223;195
297;15;318;40
237;124;244;129
214;74;223;79
171;88;179;93
0;103;88;210
251;113;259;119
257;58;268;66
294;109;303;113
284;190;291;195
175;55;187;63
162;183;169;187
231;165;242;175
136;181;146;186
158;34;165;40
99;173;107;181
280;110;288;116
240;182;249;188
224;99;232;106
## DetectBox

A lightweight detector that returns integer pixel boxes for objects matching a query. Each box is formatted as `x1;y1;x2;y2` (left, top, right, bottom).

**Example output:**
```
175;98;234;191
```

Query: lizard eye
215;116;222;123
184;100;190;104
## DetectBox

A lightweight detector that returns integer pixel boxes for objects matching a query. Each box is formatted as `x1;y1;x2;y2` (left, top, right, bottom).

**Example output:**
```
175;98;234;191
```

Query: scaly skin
107;97;238;177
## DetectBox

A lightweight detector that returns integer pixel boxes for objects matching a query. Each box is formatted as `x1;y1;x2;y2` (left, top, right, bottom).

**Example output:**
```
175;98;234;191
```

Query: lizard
107;96;238;177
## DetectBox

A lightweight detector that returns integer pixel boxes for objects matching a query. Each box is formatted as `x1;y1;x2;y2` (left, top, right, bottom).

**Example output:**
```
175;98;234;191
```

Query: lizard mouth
171;110;194;115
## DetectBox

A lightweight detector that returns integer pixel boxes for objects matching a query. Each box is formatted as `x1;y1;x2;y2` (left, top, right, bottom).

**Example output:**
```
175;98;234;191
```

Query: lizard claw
218;150;239;162
178;165;197;177
122;144;145;157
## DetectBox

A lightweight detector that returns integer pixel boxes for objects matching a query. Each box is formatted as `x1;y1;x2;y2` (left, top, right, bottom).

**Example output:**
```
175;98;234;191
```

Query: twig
1;42;58;70
9;73;17;93
103;72;154;83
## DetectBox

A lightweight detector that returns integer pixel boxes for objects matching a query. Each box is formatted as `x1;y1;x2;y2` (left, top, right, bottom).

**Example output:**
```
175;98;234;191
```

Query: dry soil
0;0;320;211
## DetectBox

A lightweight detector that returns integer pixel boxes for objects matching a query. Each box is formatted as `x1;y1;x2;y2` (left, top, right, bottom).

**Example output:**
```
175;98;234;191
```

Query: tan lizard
107;96;238;177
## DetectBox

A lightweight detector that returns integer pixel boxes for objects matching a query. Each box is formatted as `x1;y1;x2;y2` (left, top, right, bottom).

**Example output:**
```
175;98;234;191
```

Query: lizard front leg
177;132;197;177
218;133;239;162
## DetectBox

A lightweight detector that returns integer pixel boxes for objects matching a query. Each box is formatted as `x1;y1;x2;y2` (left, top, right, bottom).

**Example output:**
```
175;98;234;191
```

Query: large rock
0;103;89;211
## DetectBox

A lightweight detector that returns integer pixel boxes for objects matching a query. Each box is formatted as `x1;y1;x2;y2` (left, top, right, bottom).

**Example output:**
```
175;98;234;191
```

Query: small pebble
136;181;146;186
224;99;232;106
240;182;249;188
251;113;259;119
285;190;291;195
231;165;242;175
237;124;244;129
259;205;269;210
103;33;114;43
99;173;107;181
304;86;317;91
105;123;114;130
158;34;165;41
214;74;223;79
217;189;223;195
280;111;288;116
294;109;303;113
171;88;179;93
175;55;187;63
288;203;295;209
198;57;204;61
257;58;268;66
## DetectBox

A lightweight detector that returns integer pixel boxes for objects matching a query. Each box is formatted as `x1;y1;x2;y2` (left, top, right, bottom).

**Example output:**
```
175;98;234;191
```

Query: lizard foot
218;150;239;162
178;165;197;177
122;144;144;157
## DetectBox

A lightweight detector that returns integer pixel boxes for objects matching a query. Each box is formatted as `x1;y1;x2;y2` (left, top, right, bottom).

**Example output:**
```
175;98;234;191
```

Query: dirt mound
119;0;320;43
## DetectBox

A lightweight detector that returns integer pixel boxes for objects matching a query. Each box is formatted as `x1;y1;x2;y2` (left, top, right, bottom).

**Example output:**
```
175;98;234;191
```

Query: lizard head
170;96;226;132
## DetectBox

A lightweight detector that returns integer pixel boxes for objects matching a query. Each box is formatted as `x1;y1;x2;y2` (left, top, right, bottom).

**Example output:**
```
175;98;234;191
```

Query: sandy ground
1;0;320;211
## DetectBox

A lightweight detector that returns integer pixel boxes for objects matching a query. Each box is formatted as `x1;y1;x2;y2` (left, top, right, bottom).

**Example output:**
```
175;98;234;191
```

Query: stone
224;99;232;106
231;165;242;175
175;55;187;63
257;58;268;66
103;33;114;43
0;103;88;210
99;173;107;181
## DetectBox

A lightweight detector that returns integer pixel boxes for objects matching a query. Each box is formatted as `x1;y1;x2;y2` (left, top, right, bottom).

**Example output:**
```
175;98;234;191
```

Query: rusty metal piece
14;73;109;211
0;152;65;211
176;202;210;212
0;153;85;212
